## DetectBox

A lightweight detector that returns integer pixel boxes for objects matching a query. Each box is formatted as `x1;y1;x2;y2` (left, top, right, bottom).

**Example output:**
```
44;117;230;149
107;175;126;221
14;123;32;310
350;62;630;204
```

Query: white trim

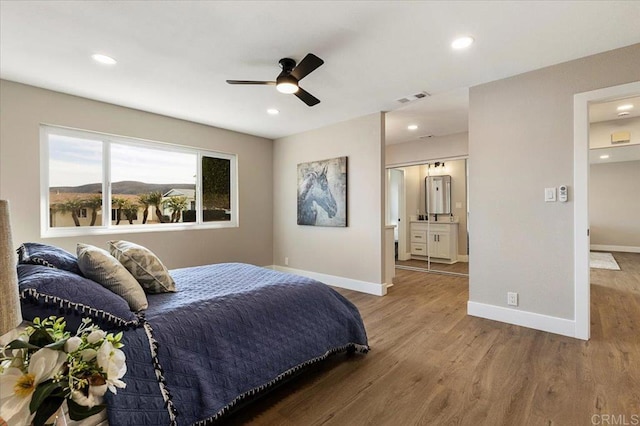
467;301;576;338
590;244;640;254
270;265;387;296
457;255;469;262
573;81;640;341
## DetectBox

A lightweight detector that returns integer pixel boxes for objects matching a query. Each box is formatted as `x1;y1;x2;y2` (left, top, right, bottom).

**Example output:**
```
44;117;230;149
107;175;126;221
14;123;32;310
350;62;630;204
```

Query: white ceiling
590;96;640;123
1;1;639;142
590;144;640;164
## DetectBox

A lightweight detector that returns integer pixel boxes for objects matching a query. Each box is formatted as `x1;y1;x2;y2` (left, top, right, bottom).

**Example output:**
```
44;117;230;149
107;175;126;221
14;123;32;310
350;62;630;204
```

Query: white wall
590;160;640;249
273;113;386;292
468;43;640;334
590;117;640;149
385;132;468;166
0;80;274;268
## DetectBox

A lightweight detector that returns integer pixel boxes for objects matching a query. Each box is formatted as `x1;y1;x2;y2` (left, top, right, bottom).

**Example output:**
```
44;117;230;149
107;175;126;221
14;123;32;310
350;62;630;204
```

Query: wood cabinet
410;221;458;264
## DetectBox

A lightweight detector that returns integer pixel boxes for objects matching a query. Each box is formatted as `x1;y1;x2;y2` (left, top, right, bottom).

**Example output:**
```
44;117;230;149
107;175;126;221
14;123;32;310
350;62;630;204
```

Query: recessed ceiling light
267;108;279;115
600;155;610;159
451;36;474;50
618;111;631;117
91;54;117;65
617;104;634;111
407;124;418;130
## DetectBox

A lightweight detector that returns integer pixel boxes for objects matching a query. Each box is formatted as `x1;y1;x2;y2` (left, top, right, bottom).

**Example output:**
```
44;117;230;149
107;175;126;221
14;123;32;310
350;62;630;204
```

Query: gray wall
469;43;640;320
273;113;385;285
0;80;274;268
385;132;468;166
590;160;640;248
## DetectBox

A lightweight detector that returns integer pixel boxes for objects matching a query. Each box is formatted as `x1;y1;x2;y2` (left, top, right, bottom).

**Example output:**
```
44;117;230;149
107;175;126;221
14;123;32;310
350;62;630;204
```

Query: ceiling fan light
276;74;299;94
277;82;299;94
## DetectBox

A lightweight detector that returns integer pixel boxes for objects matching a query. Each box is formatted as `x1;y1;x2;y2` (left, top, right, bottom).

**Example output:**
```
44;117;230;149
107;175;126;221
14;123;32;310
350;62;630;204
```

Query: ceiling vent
396;91;431;104
611;131;631;144
419;134;434;139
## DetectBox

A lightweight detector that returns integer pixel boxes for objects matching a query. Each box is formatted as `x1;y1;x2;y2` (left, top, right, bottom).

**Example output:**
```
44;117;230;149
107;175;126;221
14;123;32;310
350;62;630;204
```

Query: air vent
611;131;631;144
396;91;431;104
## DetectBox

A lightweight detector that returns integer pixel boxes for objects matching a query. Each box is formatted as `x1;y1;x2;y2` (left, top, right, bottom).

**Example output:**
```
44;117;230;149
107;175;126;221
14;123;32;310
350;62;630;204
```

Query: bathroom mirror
425;175;452;215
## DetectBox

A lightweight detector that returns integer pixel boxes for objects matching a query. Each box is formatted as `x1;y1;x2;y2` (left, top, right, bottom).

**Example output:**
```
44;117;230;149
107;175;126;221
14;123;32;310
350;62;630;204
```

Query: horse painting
297;157;347;227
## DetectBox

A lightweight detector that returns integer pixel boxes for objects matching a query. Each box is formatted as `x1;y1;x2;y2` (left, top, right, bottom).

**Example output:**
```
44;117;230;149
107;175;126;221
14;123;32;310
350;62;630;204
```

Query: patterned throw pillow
77;243;148;311
108;240;176;293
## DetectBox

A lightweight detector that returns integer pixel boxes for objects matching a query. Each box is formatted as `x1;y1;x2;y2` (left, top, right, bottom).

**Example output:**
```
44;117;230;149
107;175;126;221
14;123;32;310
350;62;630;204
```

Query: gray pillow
108;240;176;293
77;243;148;311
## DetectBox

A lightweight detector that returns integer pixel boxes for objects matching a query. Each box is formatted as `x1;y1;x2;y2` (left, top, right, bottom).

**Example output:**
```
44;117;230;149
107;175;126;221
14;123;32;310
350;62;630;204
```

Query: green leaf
29;328;55;347
4;339;40;351
67;398;106;421
30;380;62;414
45;337;69;351
31;396;64;426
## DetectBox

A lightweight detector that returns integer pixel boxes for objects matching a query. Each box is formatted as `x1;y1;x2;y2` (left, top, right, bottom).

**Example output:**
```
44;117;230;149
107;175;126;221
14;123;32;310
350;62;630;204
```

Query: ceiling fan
226;53;324;107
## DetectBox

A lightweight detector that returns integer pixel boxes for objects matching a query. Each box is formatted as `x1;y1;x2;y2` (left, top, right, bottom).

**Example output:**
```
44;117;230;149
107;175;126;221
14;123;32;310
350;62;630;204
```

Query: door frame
573;80;640;340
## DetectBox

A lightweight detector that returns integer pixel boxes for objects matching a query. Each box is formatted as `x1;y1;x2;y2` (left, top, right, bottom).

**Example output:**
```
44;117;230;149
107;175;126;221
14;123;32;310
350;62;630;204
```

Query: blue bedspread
105;263;368;425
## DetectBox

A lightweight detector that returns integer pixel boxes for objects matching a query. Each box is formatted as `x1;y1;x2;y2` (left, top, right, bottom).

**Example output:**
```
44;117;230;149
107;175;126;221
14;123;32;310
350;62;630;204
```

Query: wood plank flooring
226;253;640;425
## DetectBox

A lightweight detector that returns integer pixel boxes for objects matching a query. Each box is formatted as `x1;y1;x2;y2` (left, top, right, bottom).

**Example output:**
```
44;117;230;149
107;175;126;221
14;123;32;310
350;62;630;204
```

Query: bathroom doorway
387;157;469;276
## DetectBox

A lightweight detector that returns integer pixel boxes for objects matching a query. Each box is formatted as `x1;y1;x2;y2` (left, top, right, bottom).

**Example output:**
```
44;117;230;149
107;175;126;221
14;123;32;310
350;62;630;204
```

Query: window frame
40;125;238;238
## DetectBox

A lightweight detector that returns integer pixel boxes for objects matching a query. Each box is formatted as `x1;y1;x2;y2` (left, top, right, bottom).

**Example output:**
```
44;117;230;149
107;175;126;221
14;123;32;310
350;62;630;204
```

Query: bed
14;242;369;425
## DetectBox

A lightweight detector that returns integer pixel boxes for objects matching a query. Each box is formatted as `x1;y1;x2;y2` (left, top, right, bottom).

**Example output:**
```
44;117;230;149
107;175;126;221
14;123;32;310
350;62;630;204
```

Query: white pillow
77;243;148;311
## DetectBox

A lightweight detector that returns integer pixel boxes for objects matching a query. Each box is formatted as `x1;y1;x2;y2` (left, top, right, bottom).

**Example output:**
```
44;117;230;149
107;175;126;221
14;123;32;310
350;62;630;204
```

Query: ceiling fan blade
294;87;321;107
226;80;276;85
290;53;324;81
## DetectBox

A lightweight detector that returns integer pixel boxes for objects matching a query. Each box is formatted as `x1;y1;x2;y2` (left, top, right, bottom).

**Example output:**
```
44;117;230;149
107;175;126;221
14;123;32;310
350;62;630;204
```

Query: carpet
590;252;620;270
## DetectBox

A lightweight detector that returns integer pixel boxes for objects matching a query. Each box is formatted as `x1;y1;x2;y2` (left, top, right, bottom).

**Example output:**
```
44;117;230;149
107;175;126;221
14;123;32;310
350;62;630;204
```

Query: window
41;126;238;237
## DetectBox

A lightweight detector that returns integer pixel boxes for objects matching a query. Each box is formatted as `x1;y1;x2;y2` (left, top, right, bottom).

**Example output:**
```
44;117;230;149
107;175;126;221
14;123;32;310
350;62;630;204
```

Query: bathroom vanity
410;220;459;264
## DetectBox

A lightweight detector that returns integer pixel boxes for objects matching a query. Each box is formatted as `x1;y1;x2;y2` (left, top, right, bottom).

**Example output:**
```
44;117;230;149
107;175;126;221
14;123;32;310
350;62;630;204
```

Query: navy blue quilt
105;263;368;425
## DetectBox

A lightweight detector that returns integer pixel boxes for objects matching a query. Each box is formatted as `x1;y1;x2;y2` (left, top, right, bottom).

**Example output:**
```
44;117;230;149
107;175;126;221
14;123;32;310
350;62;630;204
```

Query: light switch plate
545;187;557;202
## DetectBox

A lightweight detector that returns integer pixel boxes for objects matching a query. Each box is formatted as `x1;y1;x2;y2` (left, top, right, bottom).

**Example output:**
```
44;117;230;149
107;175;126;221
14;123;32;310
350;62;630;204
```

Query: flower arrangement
0;316;126;426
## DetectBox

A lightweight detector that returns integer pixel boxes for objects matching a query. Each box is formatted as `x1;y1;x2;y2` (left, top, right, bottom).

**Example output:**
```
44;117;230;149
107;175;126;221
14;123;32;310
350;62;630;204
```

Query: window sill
41;221;238;239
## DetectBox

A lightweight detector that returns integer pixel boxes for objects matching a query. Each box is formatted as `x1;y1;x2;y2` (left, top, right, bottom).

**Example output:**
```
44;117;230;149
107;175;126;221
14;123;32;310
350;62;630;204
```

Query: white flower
90;384;108;397
70;389;103;409
81;348;97;361
86;330;106;345
65;336;83;353
0;348;66;425
97;340;127;393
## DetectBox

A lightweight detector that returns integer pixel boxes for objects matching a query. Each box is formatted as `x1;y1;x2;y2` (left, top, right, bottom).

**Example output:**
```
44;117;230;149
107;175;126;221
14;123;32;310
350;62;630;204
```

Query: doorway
573;80;640;340
387;157;469;276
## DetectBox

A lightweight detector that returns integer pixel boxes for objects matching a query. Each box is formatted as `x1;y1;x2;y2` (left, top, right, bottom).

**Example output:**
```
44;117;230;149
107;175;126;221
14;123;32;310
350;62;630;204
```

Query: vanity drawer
411;243;427;255
410;230;427;242
429;223;450;232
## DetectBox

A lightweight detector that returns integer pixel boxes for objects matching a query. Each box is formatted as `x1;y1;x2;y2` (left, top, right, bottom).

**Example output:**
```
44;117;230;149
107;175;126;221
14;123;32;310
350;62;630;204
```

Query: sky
49;134;196;187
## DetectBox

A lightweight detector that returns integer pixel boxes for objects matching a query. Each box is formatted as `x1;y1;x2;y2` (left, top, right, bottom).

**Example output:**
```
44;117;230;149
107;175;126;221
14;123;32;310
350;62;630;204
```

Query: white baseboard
467;301;577;338
270;265;387;296
590;244;640;254
457;255;469;262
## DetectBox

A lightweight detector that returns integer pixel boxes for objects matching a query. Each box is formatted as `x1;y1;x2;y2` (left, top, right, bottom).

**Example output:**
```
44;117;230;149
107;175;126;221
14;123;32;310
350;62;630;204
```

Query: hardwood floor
227;254;640;425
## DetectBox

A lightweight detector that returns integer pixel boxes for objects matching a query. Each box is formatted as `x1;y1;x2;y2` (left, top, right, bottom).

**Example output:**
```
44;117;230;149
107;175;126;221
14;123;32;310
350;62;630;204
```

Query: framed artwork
297;156;347;227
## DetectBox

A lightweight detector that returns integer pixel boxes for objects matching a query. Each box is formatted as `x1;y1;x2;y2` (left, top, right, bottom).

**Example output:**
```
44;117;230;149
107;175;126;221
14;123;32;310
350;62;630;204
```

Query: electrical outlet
507;292;518;306
284;257;289;266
